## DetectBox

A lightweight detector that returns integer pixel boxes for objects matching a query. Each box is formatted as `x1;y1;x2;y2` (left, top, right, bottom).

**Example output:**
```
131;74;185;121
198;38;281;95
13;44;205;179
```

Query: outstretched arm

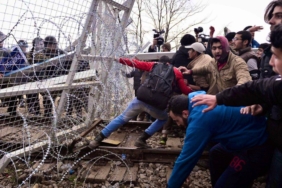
116;58;155;72
192;76;282;112
167;118;212;188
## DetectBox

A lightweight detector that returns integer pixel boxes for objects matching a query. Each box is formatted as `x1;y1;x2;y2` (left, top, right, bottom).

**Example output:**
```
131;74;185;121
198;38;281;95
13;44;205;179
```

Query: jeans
209;142;274;188
267;149;282;188
101;97;168;137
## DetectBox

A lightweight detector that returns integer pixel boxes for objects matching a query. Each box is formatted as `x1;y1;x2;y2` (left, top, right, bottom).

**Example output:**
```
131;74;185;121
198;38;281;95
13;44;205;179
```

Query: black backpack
136;63;175;110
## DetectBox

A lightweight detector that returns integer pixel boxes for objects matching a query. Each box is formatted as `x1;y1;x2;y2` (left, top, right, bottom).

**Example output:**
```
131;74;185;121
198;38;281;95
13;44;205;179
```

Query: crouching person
167;92;274;188
89;56;193;149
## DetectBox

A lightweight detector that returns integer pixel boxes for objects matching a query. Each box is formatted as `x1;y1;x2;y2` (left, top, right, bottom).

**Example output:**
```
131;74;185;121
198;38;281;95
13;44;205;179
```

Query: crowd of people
87;0;282;188
0;34;89;118
171;1;281;187
0;0;282;187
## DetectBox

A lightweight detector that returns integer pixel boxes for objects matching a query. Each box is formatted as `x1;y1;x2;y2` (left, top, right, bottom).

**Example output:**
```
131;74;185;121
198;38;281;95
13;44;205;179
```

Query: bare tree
128;0;208;50
127;0;146;47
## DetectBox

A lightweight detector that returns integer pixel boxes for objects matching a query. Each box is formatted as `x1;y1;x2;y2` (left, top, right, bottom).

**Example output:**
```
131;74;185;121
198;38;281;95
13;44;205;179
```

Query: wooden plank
166;168;172;182
32;162;55;173
83;166;100;183
123;133;140;147
107;132;127;142
29;131;47;143
0;127;21;138
93;164;111;182
102;139;121;145
166;137;182;150
123;164;138;182
85;130;127;146
108;166;127;182
104;132;127;146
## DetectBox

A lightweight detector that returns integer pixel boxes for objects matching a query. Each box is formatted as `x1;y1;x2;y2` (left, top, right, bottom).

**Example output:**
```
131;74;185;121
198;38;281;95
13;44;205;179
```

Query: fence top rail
125;48;259;61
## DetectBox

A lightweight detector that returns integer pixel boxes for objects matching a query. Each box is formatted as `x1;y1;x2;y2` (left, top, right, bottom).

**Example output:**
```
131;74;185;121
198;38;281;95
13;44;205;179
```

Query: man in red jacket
89;56;193;149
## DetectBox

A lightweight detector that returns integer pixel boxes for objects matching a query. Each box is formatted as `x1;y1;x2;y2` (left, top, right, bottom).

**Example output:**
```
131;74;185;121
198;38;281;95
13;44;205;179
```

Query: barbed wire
0;0;141;187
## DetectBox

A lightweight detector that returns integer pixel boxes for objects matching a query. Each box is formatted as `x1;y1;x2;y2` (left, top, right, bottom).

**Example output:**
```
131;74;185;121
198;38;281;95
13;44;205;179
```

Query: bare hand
210;26;215;37
191;94;217;112
178;66;191;74
240;104;263;115
249;26;263;32
0;74;3;78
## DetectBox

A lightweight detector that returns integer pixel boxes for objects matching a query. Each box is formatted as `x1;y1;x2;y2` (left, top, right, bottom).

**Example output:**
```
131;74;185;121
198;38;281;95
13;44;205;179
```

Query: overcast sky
195;0;271;43
139;0;272;51
1;0;272;51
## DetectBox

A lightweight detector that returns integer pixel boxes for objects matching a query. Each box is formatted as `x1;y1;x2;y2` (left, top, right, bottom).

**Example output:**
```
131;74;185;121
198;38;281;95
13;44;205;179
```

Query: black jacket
171;46;194;85
148;45;157;52
260;46;276;79
216;76;282;151
126;69;143;91
171;46;191;67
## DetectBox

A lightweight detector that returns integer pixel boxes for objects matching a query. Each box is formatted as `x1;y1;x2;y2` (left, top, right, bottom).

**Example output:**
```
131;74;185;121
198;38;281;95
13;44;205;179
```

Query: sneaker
134;139;151;149
159;137;167;145
88;133;104;149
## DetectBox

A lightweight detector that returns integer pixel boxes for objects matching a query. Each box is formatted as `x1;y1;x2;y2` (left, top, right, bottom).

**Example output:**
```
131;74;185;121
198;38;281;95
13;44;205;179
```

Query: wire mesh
0;0;136;186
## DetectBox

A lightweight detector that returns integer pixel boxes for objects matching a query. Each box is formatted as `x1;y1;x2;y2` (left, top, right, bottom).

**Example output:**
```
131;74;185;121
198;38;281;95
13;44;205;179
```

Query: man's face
35;40;44;51
188;49;197;59
46;43;57;51
269;46;282;75
228;41;235;49
233;34;248;50
269;6;282;31
256;48;264;58
161;46;169;52
211;42;223;61
20;46;27;53
169;110;188;128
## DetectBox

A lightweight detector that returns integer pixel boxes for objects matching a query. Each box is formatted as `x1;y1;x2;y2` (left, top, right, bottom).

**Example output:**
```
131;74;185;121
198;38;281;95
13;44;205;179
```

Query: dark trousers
42;92;58;117
266;148;282;188
209;142;274;188
26;93;40;114
6;96;18;115
1;84;18;115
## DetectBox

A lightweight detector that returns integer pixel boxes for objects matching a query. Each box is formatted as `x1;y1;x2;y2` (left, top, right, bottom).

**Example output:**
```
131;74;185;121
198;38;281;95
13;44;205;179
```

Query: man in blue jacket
167;91;273;188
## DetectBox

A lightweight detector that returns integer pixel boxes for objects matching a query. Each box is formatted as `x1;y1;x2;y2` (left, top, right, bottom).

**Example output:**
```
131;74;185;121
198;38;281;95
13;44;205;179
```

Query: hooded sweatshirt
215;36;230;70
